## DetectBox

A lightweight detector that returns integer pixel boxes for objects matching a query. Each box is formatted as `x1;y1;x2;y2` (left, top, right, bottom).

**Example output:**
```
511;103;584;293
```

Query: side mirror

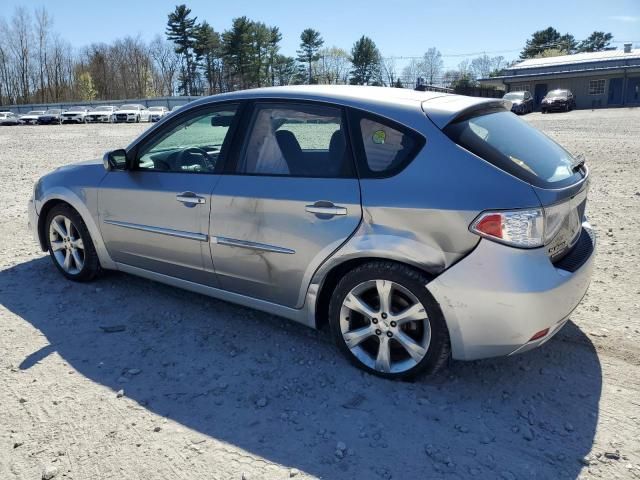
103;149;128;171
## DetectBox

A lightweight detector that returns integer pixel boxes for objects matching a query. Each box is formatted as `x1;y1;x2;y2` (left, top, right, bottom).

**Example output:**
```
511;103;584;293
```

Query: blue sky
2;0;639;68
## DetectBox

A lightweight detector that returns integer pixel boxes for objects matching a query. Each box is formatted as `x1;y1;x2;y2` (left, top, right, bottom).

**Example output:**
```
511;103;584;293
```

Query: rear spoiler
421;96;509;130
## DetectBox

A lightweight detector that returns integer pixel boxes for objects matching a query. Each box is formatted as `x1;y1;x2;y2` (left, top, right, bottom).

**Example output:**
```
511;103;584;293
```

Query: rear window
444;109;581;187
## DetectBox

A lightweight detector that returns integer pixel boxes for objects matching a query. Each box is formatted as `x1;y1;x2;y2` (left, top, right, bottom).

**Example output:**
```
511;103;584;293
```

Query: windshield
94;106;113;111
503;92;525;100
444;109;581;187
120;104;139;110
547;90;568;98
45;109;62;114
68;106;86;111
27;111;44;115
149;107;164;111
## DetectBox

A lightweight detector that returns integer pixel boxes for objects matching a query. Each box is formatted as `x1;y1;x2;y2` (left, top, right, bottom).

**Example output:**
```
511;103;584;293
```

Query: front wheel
46;204;100;282
328;261;450;380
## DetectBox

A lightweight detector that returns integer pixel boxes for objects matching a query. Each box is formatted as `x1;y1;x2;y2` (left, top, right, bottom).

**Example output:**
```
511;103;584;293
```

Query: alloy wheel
340;279;431;374
49;214;85;275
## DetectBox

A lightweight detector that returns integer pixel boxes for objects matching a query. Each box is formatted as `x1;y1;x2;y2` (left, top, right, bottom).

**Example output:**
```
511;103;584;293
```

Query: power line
383;38;639;61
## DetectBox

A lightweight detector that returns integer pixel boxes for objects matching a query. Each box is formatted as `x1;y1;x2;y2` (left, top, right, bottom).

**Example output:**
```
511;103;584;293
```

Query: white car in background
19;110;46;125
114;104;150;123
86;106;118;123
61;106;93;124
0;111;20;125
148;106;169;122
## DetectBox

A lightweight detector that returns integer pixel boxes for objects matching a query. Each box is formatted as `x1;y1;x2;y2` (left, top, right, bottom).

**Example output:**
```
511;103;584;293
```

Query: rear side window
236;103;354;178
351;111;425;178
444;109;581;188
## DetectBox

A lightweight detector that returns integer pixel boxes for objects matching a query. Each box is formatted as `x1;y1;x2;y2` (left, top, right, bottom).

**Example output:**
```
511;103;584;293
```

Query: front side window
444;109;581;187
589;79;605;95
357;116;421;175
237;103;353;177
136;105;237;173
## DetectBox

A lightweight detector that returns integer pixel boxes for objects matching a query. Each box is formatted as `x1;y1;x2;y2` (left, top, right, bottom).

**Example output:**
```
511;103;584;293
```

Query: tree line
0;4;621;106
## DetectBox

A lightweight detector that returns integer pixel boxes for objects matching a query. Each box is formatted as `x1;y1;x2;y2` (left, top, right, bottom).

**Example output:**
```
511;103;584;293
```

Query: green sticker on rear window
372;130;386;144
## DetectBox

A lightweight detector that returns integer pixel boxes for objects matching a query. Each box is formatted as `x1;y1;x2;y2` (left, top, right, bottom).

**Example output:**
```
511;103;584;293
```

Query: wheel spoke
64;218;72;238
393;303;427;325
394;331;427;363
50;241;65;252
63;249;72;271
71;249;83;270
344;293;377;318
71;238;84;250
376;280;392;313
52;219;66;238
375;336;392;373
343;325;375;349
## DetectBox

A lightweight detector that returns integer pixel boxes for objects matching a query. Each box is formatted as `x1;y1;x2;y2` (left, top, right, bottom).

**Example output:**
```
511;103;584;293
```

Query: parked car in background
148;106;169;122
61;106;92;124
28;85;595;379
0;111;20;125
541;89;576;113
20;110;46;125
503;91;534;114
37;109;65;125
114;104;150;123
86;106;118;123
170;104;185;113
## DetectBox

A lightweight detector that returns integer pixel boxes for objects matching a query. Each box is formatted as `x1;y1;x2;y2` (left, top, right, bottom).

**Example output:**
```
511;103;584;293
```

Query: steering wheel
175;147;215;171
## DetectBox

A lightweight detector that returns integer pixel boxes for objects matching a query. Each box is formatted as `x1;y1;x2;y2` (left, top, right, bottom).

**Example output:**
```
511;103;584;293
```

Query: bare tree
150;35;180;95
401;59;421;88
8;7;32;102
380;56;397;86
314;47;350;84
35;7;51;102
420;47;443;86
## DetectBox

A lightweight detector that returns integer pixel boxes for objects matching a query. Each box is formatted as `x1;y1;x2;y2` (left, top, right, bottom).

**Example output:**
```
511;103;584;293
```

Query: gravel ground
1;108;639;480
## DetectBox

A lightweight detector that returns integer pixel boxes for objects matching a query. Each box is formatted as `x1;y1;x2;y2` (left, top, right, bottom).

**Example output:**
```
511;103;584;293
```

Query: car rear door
209;101;362;308
98;103;240;286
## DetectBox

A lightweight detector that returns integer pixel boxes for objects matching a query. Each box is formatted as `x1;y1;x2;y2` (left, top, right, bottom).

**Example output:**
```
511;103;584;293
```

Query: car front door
209;101;362;308
98;103;240;286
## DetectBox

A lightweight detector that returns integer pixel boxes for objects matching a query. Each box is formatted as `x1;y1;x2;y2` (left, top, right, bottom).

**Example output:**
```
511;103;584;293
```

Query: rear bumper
427;223;596;361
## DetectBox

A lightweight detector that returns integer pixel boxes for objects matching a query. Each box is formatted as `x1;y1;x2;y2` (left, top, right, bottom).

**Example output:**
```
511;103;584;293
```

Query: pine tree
166;4;198;95
349;36;382;86
297;28;323;84
577;32;615;52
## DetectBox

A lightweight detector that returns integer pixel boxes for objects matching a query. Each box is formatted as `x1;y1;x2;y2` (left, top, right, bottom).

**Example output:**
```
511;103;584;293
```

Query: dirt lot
1;108;639;480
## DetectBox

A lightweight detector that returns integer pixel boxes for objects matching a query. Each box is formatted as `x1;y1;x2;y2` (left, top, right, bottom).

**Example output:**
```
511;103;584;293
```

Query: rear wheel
328;261;450;380
46;204;100;282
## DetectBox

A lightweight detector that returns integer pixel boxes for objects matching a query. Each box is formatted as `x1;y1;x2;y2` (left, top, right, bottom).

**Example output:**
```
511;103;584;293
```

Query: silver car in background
20;110;46;125
28;86;595;379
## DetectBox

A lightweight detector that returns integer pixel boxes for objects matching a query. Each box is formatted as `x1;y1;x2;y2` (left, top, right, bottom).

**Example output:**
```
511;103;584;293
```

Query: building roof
511;48;640;70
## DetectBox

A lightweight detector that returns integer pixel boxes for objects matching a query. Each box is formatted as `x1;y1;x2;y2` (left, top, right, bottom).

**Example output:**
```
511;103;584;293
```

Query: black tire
45;204;100;282
328;261;450;380
136;115;140;123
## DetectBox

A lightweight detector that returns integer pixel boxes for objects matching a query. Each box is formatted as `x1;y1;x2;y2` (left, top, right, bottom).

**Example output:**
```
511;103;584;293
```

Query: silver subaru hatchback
28;86;595;379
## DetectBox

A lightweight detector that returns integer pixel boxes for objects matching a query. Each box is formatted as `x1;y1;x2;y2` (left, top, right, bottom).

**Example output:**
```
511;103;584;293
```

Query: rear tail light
470;208;544;248
471;197;579;249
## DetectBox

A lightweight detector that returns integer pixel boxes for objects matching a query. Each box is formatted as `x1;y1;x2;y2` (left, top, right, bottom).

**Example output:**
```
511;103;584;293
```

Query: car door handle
305;203;347;216
176;192;206;205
